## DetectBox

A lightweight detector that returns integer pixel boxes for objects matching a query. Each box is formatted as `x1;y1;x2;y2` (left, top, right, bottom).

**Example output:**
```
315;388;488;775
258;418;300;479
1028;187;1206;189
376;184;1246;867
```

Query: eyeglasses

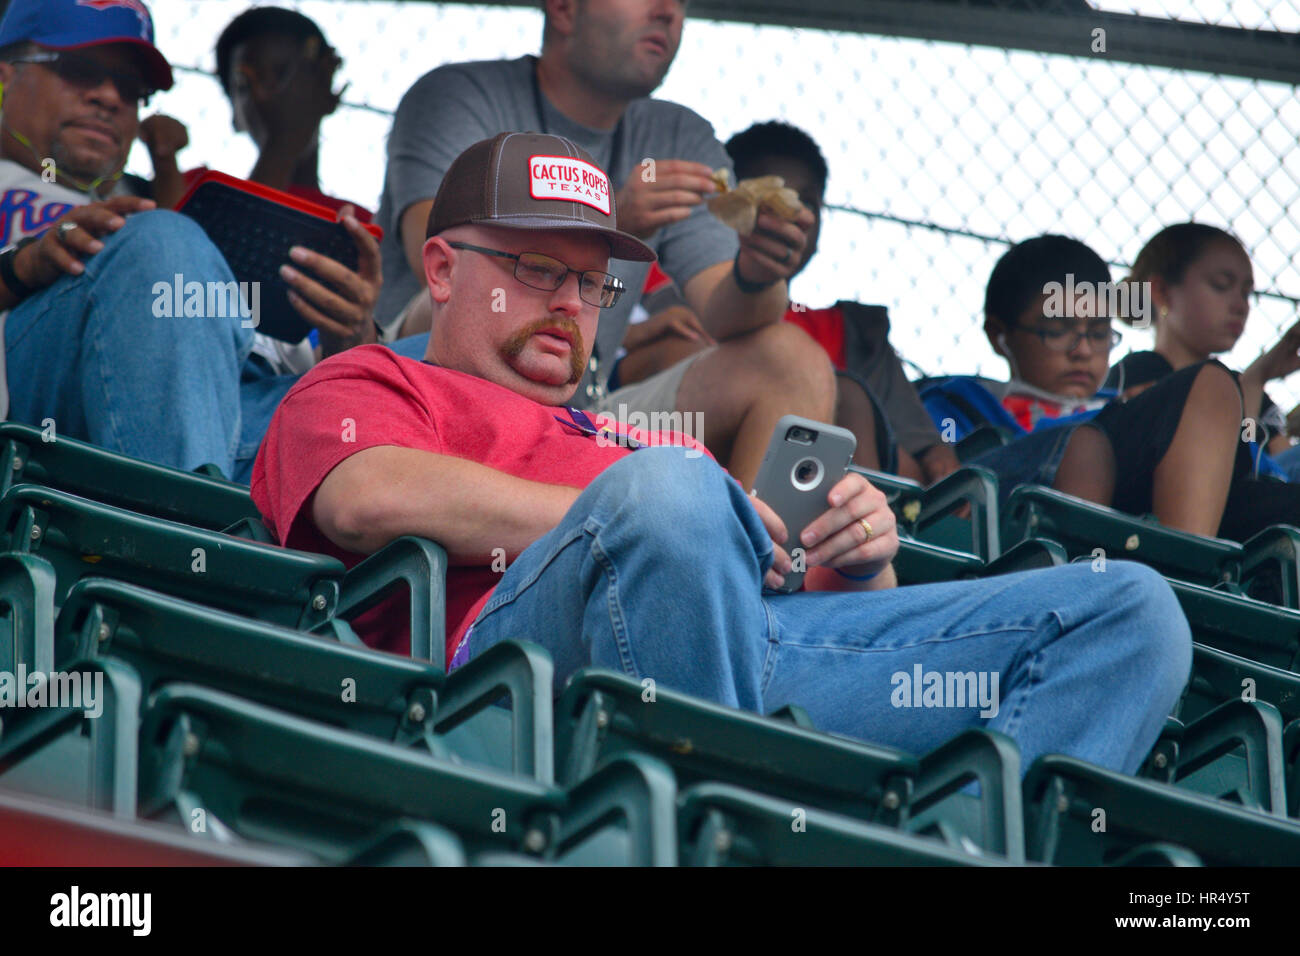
447;242;625;309
1019;323;1123;353
11;51;154;105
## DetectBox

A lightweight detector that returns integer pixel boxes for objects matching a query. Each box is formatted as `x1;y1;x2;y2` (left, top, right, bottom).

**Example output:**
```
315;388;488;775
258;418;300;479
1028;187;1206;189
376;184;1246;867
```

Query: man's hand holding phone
749;472;898;591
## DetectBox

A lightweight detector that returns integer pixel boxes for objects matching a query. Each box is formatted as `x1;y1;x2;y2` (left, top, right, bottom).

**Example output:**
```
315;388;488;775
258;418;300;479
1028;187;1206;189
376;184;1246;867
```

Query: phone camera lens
791;457;824;491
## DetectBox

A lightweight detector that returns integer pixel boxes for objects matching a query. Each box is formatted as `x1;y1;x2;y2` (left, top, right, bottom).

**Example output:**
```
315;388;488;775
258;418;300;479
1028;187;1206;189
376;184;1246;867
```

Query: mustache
501;315;588;385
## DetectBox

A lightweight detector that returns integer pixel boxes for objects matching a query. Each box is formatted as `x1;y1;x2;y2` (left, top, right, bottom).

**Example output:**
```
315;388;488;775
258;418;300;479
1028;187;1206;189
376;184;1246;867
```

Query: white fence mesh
133;0;1300;411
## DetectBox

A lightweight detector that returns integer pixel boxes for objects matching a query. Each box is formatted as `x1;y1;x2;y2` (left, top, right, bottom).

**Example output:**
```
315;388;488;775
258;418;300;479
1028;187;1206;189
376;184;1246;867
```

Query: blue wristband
834;566;881;582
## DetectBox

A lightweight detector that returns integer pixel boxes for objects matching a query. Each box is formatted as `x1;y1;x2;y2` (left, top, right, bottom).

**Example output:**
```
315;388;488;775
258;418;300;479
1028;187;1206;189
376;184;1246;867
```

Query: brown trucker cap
426;132;656;262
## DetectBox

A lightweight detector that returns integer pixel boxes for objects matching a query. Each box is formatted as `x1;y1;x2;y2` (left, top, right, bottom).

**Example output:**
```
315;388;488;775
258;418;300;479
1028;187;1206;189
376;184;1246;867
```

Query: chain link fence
132;0;1300;412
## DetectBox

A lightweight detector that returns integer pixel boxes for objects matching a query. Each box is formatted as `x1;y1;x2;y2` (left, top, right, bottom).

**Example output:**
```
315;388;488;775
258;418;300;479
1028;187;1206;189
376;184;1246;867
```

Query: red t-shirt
637;269;847;374
785;304;847;370
251;345;706;661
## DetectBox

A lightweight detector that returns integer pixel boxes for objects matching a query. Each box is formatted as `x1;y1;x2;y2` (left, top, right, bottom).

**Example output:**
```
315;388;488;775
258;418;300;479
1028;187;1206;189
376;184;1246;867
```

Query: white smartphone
751;415;858;592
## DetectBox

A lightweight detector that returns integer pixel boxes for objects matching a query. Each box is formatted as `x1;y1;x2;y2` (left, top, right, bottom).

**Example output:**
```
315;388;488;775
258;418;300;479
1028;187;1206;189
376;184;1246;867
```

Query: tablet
175;171;383;343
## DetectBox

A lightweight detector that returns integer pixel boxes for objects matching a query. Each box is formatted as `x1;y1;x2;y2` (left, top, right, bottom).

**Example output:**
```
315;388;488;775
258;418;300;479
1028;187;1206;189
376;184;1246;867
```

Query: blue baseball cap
0;0;173;93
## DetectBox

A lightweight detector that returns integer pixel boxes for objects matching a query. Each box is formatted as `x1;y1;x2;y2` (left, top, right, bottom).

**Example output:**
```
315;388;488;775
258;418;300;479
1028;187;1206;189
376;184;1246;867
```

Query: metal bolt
29;525;41;541
1056;794;1070;813
406;702;426;724
1153;752;1168;769
97;622;111;643
182;732;201;757
594;709;609;729
522;828;547;853
881;790;902;811
1124;534;1140;551
713;829;732;853
311;594;327;611
11;457;22;470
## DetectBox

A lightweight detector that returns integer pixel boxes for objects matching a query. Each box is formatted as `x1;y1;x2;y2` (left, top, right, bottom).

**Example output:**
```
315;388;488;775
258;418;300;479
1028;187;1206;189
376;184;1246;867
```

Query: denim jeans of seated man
5;209;296;483
460;446;1192;776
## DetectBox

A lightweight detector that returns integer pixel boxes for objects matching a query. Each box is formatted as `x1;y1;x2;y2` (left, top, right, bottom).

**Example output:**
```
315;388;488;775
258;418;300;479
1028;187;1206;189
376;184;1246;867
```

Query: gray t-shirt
376;55;738;402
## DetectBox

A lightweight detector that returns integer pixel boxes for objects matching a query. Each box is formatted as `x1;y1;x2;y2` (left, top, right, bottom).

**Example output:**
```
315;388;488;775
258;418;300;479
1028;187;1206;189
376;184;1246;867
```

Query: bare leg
618;335;709;388
834;374;882;471
676;322;837;488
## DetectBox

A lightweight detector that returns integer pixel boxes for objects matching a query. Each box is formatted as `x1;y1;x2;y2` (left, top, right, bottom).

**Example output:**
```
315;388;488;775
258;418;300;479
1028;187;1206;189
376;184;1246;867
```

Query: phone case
751;414;858;592
175;171;383;343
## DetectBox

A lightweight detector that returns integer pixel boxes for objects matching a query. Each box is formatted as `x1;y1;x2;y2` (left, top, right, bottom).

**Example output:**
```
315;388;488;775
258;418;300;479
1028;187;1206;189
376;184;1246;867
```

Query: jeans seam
589;531;640;678
777;621;1041;654
474;524;589;620
759;597;780;697
81;286;127;455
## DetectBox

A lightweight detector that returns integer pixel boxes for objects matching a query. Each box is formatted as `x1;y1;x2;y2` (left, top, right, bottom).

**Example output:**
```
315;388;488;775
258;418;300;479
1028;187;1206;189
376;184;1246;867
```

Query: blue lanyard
554;407;645;450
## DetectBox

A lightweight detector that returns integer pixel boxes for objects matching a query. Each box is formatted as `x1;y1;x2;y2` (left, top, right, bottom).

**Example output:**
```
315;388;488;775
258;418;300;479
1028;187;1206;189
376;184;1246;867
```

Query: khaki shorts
590;347;714;418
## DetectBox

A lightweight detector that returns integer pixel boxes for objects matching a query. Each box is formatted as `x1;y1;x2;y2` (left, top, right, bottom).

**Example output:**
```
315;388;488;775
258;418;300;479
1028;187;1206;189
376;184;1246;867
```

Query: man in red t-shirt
252;132;1191;776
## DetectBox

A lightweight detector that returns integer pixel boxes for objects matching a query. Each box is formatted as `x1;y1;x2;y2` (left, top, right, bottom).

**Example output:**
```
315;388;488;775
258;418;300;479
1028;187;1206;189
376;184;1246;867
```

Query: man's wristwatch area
0;236;41;301
731;252;779;295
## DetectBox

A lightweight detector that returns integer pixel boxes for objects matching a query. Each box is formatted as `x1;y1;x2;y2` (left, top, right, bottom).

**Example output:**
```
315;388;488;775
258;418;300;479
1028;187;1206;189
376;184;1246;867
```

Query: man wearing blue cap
0;0;379;482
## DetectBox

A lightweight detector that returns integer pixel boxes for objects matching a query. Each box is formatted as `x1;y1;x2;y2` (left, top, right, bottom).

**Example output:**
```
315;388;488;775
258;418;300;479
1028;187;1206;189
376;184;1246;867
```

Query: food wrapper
707;169;804;235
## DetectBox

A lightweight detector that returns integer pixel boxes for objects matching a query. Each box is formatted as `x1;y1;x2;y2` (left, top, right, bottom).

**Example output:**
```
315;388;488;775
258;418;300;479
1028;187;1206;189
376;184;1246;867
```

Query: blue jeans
1272;443;1300;483
464;447;1192;775
5;210;296;483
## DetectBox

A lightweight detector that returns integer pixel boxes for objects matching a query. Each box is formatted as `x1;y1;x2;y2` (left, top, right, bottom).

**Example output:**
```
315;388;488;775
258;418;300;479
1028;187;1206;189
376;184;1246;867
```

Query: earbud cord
0;112;125;199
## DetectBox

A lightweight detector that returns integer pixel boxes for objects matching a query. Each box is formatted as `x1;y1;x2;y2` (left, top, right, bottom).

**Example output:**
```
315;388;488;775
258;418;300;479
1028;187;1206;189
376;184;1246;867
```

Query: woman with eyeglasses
921;234;1300;542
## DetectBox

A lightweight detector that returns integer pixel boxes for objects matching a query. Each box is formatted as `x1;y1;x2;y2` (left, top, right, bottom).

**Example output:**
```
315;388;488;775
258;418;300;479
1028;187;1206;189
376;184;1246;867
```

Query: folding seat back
1003;485;1246;586
853;464;1001;561
678;783;997;866
0;422;260;533
556;669;1024;861
0;657;142;816
4;484;451;663
138;684;678;864
2;483;343;630
57;576;553;781
1024;754;1300;865
0;552;55;674
0;789;311;865
1170;579;1300;672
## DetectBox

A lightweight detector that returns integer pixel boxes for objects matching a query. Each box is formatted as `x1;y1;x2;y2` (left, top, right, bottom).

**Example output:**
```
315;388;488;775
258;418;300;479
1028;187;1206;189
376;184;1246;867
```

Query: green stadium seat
0;421;261;534
894;535;1066;586
1024;753;1300;865
55;576;552;781
854;464;1001;560
0;788;311;865
1168;580;1300;672
1003;485;1244;588
893;537;982;583
0;657;141;816
3;482;342;629
1;483;449;662
678;783;999;865
1110;842;1203;866
555;669;1024;861
1239;524;1300;608
954;425;1011;461
1163;700;1288;815
1183;642;1300;726
343;820;467;866
137;683;678;865
0;552;55;674
1285;720;1300;817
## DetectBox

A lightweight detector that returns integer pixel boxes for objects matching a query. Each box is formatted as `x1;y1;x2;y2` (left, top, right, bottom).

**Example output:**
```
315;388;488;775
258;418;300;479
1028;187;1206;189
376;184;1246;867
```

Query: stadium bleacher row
3;419;1300;866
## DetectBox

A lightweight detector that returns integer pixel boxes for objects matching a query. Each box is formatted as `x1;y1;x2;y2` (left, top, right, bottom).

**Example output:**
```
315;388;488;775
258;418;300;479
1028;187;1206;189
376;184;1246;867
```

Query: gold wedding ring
858;517;874;541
